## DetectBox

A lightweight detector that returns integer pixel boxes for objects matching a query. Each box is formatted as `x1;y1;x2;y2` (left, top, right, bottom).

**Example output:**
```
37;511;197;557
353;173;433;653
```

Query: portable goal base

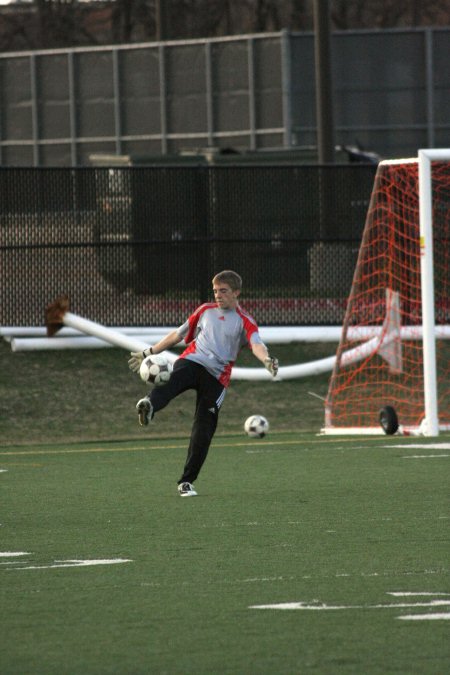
322;149;450;437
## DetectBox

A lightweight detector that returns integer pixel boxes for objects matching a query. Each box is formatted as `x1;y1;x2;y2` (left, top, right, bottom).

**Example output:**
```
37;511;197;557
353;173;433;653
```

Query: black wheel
379;405;399;435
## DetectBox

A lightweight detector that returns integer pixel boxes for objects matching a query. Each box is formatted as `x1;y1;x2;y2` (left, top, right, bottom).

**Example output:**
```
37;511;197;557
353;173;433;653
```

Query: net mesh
324;159;450;431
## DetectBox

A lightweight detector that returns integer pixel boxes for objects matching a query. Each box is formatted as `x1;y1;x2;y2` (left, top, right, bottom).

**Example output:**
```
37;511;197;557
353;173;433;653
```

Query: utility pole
313;0;335;164
155;0;168;41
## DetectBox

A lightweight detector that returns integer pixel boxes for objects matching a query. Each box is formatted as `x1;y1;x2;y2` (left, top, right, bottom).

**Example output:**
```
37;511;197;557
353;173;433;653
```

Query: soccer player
128;270;279;497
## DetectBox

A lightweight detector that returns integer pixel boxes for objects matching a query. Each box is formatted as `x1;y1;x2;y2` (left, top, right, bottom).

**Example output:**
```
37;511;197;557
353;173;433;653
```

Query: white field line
13;558;132;570
0;439;324;457
1;437;448;459
0;552;31;557
385;442;450;458
403;455;449;459
250;599;450;611
398;613;450;620
387;592;450;596
387;443;450;449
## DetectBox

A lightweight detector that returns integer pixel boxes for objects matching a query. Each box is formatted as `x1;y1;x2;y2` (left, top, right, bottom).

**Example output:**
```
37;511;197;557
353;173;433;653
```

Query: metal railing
0;28;448;166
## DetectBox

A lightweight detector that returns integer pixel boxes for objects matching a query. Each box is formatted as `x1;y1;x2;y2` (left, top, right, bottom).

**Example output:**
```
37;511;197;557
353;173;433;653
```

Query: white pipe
45;309;375;380
231;334;382;380
37;304;444;382
62;313;149;350
10;335;170;351
5;325;345;341
13;319;450;383
8;332;383;380
4;324;450;342
1;326;177;338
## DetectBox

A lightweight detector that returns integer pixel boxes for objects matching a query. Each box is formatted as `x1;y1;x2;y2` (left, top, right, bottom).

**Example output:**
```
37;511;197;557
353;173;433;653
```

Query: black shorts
150;358;226;415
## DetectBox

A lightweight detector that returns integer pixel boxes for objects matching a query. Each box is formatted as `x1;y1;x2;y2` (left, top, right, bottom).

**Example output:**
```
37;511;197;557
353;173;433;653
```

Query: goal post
418;149;447;436
323;149;450;436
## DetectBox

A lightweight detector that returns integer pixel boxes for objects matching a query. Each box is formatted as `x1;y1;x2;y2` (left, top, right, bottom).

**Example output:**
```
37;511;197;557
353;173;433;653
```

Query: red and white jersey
177;303;263;386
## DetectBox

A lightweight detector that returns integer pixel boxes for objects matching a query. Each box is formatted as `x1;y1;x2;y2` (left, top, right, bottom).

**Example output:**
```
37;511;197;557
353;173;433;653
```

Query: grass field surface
0;341;331;445
1;431;449;674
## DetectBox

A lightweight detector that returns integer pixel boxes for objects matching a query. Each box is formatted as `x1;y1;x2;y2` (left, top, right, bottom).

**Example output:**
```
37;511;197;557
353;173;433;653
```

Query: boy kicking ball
128;270;278;497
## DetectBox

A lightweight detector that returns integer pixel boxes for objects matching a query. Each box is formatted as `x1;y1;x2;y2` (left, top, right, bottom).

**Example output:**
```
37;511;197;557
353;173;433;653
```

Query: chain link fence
1;164;376;327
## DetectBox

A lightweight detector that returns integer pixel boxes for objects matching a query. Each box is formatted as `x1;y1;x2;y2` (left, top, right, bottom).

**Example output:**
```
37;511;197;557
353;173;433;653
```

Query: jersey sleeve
249;330;264;345
238;308;263;347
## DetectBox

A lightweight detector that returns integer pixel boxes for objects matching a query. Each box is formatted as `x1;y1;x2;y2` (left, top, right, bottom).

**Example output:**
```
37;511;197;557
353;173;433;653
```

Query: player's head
212;270;242;292
212;270;242;309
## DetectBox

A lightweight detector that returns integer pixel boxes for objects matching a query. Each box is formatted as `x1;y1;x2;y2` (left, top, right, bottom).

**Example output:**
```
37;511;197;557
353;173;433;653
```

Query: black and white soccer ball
139;354;172;386
244;414;269;438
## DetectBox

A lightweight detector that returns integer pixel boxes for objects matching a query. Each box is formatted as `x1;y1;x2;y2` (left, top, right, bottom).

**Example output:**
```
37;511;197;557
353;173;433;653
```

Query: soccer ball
139;354;172;386
244;414;269;438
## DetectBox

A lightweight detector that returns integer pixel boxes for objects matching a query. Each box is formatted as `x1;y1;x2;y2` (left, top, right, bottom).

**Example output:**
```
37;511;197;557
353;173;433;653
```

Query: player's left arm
250;341;279;377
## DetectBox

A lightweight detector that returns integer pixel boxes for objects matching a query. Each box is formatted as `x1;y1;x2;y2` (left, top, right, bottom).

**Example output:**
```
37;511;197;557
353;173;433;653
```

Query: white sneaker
178;482;197;497
136;397;153;426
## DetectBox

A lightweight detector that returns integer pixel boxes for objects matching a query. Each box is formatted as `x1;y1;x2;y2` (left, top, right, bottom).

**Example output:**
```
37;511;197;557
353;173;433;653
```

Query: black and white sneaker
177;482;198;497
136;397;154;426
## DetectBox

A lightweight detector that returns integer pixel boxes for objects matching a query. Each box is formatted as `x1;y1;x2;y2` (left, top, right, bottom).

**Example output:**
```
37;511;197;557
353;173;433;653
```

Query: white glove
128;348;152;373
264;356;279;377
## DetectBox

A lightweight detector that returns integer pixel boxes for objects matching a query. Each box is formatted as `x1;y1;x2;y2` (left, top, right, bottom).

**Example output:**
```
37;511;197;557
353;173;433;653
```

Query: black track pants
149;358;226;484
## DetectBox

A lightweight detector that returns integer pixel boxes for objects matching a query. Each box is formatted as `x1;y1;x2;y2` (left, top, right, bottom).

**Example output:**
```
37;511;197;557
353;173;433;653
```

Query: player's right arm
128;330;183;372
149;330;183;354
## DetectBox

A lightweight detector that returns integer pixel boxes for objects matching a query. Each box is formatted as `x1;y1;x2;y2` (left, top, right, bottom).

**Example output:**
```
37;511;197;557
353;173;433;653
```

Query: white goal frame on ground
322;148;450;437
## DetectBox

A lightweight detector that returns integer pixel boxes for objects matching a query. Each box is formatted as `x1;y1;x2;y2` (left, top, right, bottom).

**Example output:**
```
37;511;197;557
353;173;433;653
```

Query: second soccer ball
244;414;269;438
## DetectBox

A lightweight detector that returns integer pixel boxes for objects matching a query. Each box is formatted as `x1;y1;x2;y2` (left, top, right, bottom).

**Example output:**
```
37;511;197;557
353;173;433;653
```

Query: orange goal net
323;152;450;435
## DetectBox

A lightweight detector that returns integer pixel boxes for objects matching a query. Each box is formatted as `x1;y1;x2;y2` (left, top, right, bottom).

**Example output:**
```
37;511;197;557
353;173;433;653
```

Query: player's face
213;282;240;309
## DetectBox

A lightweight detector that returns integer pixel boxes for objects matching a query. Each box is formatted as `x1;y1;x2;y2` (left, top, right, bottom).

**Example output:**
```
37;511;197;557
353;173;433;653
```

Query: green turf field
0;341;331;445
1;432;449;674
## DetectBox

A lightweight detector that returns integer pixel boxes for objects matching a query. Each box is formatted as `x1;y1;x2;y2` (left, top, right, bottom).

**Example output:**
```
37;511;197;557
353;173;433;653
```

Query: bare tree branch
0;0;449;52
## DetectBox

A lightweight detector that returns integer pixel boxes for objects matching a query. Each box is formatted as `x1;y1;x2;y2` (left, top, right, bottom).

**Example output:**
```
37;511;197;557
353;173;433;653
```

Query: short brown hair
212;270;242;291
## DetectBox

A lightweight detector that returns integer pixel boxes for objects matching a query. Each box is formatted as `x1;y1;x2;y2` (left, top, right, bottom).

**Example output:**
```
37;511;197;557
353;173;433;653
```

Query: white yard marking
245;448;284;454
398;613;450;621
241;576;289;584
249;592;450;622
0;552;31;557
14;558;132;570
386;442;450;458
250;599;450;611
387;592;450;596
386;443;450;450
0;469;8;473
403;455;449;459
0;439;303;458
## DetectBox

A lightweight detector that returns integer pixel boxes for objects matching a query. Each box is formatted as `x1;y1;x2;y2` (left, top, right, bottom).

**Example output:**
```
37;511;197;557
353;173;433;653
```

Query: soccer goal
323;149;450;436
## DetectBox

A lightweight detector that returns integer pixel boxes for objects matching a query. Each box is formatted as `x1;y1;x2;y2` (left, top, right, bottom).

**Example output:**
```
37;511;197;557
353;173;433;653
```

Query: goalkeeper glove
128;347;153;373
264;356;279;377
